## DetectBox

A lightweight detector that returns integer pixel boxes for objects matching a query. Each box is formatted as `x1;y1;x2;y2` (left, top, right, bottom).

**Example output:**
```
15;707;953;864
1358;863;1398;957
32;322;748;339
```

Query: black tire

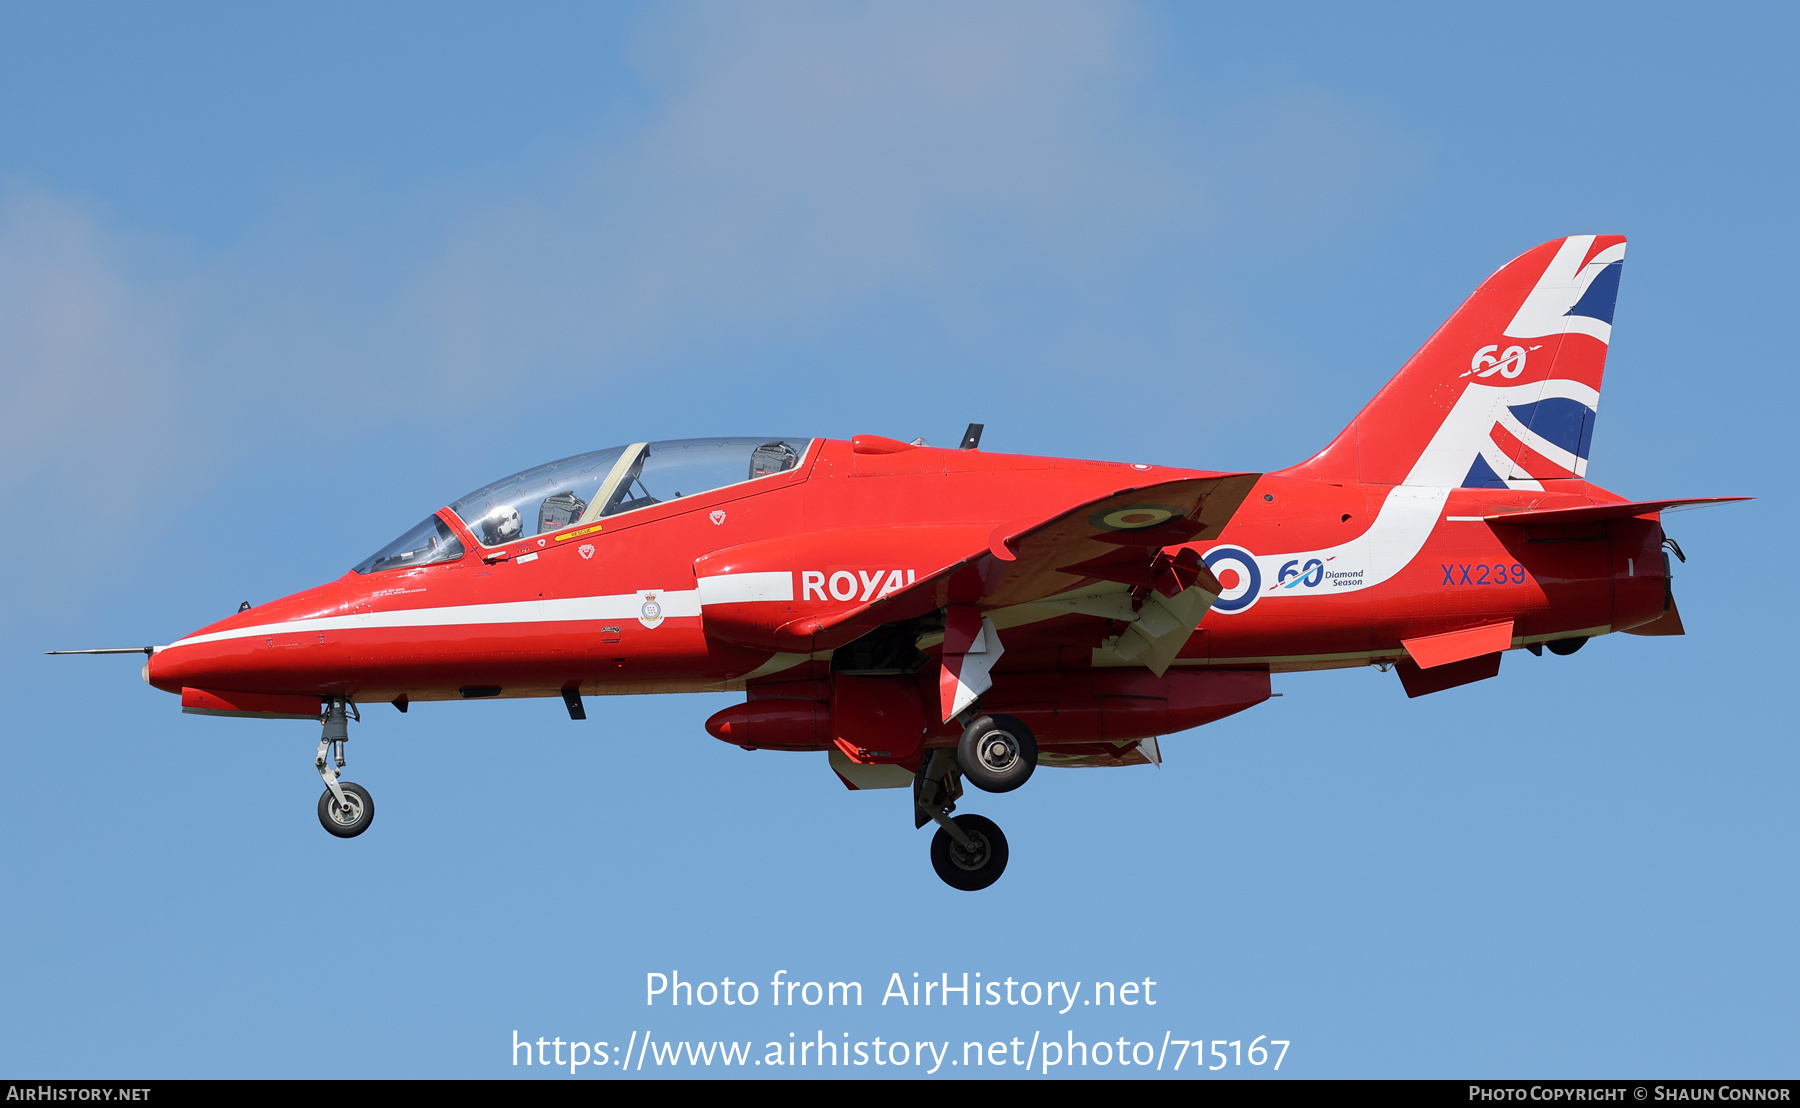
1547;636;1587;656
930;814;1009;891
957;713;1037;793
317;781;375;838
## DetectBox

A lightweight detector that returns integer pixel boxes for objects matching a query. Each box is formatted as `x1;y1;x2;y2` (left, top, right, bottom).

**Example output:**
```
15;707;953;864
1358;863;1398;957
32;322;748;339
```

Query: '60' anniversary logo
1460;343;1540;379
1204;547;1341;615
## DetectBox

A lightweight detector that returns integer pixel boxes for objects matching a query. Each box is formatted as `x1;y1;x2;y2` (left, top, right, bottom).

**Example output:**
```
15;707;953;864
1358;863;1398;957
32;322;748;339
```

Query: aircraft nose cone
143;644;185;693
143;636;247;695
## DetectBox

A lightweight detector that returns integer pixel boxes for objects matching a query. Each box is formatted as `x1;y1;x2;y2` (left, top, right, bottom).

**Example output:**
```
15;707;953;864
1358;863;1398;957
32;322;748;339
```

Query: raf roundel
1090;504;1178;532
1203;545;1262;614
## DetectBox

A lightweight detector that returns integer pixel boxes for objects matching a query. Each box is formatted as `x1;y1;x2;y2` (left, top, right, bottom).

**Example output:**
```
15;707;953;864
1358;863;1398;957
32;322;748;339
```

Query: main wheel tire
957;713;1038;793
1547;636;1587;656
930;813;1009;891
317;781;375;838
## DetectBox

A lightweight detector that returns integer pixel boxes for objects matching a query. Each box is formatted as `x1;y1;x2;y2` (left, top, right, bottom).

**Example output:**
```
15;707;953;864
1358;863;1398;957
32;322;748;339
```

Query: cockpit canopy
352;437;810;573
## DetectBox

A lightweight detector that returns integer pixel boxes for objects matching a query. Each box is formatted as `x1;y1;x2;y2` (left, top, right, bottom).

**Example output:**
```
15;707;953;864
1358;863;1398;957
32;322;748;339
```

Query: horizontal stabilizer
1484;497;1749;527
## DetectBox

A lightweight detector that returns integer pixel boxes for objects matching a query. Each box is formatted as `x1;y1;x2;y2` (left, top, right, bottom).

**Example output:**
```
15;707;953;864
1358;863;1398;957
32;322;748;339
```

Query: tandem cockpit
352;437;811;574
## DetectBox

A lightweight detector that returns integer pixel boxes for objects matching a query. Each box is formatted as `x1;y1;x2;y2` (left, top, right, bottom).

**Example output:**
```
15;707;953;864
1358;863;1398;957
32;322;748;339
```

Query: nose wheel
314;696;375;838
318;781;375;837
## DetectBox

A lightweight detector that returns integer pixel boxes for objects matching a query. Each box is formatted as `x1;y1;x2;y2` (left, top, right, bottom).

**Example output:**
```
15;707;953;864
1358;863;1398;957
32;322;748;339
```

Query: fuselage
147;435;1667;716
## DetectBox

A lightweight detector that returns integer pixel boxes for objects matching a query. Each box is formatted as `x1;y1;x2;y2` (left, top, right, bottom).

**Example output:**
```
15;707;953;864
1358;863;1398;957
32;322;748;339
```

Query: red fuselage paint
146;435;1667;754
147;235;1730;763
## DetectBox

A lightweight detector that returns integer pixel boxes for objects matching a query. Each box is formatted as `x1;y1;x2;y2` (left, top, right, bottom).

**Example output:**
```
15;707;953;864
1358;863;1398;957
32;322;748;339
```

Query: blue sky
2;1;1793;1078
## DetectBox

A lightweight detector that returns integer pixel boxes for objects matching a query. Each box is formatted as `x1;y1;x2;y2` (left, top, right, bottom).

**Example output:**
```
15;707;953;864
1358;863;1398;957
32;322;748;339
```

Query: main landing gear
929;814;1009;892
915;713;1038;891
957;713;1037;793
315;697;374;838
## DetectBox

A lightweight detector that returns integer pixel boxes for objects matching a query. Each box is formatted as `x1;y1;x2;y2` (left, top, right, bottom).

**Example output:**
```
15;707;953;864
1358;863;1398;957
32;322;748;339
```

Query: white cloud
401;2;1408;387
0;191;185;505
3;0;1416;626
0;193;201;624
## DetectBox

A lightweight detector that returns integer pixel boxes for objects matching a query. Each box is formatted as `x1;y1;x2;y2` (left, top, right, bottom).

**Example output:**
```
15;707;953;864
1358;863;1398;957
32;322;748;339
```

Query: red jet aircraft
56;235;1744;889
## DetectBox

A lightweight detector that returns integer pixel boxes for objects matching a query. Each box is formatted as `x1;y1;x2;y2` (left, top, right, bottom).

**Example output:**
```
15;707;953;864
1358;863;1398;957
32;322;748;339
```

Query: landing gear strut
315;697;374;838
914;747;1009;890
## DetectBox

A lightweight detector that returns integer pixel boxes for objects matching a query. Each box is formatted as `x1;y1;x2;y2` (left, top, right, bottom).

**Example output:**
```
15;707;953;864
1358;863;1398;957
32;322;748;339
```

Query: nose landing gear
315;697;374;838
318;781;374;837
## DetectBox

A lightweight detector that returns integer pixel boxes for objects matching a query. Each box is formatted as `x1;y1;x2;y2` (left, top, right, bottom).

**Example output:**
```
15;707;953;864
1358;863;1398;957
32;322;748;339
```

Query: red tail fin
1284;235;1625;489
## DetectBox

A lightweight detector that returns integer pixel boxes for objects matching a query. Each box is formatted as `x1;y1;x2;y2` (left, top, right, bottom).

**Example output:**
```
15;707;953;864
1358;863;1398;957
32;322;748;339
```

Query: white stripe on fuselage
1249;483;1451;600
1246;374;1599;601
164;571;799;651
696;571;793;606
166;589;703;650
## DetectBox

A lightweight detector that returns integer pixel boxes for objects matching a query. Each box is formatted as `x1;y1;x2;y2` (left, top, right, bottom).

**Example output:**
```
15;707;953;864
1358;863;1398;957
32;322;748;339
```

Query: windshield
352;514;465;574
448;438;808;547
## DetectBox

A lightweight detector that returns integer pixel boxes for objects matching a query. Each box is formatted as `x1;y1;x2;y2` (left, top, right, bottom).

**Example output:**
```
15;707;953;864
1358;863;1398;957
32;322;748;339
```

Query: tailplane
1284;235;1625;489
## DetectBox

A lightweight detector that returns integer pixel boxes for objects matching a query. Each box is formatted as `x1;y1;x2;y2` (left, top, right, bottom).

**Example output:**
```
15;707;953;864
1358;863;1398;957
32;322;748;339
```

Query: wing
795;474;1261;718
799;473;1259;641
